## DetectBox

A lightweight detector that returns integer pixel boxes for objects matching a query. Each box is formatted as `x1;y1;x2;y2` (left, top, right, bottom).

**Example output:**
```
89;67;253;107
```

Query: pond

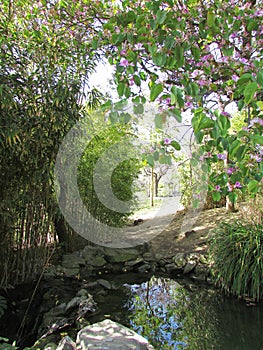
88;273;263;350
1;272;263;349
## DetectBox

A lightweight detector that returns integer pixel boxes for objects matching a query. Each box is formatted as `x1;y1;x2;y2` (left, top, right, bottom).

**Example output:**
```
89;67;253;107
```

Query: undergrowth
209;220;263;301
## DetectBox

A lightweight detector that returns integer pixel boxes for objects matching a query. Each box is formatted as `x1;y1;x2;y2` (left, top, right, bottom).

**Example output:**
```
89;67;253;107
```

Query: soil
142;206;244;258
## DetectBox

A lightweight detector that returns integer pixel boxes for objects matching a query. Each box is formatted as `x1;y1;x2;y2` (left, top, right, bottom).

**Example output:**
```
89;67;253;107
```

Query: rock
43;303;67;321
76;319;154;349
66;296;86;311
183;260;197;274
142;252;156;261
103;248;140;263
91;256;107;267
193;264;209;281
44;343;58;350
66;294;95;313
81;246;98;262
97;279;112;290
125;257;144;267
77;289;88;297
155;253;164;261
165;263;178;272
173;253;187;268
56;336;76;350
62;267;80;278
82;281;98;289
138;263;151;273
80;266;94;279
62;253;85;269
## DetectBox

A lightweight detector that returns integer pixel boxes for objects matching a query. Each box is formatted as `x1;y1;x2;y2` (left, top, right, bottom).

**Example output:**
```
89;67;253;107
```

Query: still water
90;273;263;350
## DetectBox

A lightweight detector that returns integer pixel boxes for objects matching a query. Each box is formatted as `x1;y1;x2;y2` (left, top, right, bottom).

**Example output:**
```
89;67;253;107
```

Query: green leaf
153;52;166;66
244;82;258;104
247;180;259;194
212;192;221;202
154;114;164;129
171;140;181;151
256;71;263;86
133;103;144;115
207;11;215;27
153;151;159;161
159;155;172;165
235;145;247;161
252;135;263;145
174;45;184;67
150;83;163;102
109;111;118;124
133;75;141;86
117;82;125;96
221;47;234;57
228;192;238;203
192;114;214;133
229;139;241;157
146;155;154;167
156;10;167;24
247;19;258;32
237;73;253;86
171;86;184;108
168;108;182;122
217;114;230;132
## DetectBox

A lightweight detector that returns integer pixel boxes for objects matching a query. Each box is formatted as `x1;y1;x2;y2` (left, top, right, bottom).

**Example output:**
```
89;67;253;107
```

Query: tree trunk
150;167;155;207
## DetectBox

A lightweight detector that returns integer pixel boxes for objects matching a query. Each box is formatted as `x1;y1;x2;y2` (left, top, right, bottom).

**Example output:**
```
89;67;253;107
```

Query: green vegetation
78;122;141;227
0;0;263;307
209;212;263;301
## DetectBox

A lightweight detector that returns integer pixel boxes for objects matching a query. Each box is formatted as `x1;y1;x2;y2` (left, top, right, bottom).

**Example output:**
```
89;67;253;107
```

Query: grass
209;220;263;301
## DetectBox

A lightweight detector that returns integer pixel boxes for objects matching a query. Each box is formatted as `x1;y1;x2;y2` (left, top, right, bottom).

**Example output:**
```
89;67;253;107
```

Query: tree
97;0;263;209
0;0;104;285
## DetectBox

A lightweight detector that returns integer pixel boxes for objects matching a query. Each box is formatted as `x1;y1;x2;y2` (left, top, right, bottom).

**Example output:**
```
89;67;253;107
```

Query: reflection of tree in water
125;276;220;350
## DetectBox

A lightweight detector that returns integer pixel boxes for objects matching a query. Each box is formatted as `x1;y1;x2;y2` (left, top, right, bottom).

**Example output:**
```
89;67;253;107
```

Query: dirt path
136;206;243;258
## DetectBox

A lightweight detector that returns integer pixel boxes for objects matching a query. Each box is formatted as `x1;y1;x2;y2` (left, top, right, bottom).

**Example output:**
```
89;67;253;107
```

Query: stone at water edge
56;336;76;350
76;319;155;349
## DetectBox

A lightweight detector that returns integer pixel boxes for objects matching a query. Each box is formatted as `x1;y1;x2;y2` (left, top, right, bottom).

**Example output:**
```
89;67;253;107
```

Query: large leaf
171;140;181;151
247;180;259;194
156;10;167;24
252;134;263;145
243;82;258;104
192;114;214;133
150;83;163;101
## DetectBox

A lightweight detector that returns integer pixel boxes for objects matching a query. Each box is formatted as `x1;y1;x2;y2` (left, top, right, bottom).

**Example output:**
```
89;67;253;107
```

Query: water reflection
124;276;263;350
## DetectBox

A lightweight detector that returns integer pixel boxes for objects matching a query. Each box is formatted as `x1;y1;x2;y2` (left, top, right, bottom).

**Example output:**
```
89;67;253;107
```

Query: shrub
209;220;263;301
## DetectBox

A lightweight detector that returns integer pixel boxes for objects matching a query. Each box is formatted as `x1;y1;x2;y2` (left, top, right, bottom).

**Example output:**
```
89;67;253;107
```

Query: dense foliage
209;219;263;301
1;0;262;290
78;121;141;227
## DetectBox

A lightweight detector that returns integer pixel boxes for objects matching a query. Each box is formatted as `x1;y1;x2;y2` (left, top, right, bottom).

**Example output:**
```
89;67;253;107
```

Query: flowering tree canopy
97;0;263;207
1;0;262;209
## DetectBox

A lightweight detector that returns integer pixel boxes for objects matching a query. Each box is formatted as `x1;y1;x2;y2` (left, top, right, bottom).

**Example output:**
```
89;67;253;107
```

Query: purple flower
134;43;143;50
240;57;248;64
215;185;221;192
255;154;262;162
119;58;129;67
249;117;263;127
217;153;227;160
227;167;235;175
234;181;242;189
204;152;212;158
228;184;233;192
221;111;231;117
120;49;127;56
164;138;171;145
232;74;239;82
